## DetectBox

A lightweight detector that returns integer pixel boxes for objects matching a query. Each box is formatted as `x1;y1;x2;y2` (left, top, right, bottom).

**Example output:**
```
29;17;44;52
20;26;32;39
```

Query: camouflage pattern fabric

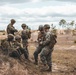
40;46;53;66
21;29;30;57
37;31;45;44
7;24;17;35
1;39;15;55
34;31;45;64
34;45;44;64
12;40;28;59
40;31;55;69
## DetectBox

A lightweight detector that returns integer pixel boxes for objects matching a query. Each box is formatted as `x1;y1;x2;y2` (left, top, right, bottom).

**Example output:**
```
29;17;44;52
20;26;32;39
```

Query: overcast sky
0;0;76;30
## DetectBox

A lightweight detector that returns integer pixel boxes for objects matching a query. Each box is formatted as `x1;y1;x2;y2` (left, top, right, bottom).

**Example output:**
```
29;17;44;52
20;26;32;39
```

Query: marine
7;19;18;35
21;24;30;59
33;25;45;65
9;35;29;60
40;24;57;72
1;34;15;55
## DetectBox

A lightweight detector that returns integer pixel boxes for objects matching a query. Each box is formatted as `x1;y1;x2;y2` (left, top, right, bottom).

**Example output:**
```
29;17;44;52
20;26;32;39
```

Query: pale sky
0;0;76;30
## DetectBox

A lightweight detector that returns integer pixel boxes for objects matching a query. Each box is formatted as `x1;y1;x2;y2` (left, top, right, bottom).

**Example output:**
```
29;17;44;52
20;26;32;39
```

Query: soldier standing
7;19;18;35
21;24;30;60
33;25;45;65
40;24;57;72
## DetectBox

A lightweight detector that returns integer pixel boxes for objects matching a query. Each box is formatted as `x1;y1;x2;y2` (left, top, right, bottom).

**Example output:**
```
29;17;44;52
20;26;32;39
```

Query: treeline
0;30;5;32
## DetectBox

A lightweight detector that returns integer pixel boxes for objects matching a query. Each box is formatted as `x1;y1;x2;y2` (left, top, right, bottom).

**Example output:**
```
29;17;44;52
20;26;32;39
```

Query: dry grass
0;44;76;75
28;43;76;74
0;32;76;75
52;50;76;72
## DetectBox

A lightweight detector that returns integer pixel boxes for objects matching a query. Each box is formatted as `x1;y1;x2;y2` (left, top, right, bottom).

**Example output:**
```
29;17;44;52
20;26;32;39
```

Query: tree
59;19;66;29
51;24;56;29
70;21;74;26
51;24;57;35
69;20;75;29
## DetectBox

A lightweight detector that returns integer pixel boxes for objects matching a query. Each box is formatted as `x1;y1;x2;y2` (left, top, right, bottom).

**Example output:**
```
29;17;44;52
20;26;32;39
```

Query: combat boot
46;66;52;72
34;58;38;65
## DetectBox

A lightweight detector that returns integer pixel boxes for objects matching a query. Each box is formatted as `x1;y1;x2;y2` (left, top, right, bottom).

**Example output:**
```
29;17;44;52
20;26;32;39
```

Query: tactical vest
21;29;30;40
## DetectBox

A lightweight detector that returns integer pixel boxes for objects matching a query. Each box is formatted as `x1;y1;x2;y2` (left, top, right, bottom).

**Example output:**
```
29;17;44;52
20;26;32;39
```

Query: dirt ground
0;32;76;75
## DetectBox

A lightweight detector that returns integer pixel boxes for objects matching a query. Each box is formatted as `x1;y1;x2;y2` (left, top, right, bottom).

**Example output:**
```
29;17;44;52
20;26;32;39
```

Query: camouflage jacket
13;41;24;54
13;41;22;49
7;24;18;35
21;29;31;40
42;31;57;48
1;39;15;53
37;31;45;44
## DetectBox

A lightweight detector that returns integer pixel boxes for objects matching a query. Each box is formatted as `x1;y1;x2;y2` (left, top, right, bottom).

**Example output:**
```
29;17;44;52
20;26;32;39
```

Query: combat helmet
38;25;44;31
11;19;16;23
21;23;27;27
44;24;50;29
8;34;14;40
15;35;21;40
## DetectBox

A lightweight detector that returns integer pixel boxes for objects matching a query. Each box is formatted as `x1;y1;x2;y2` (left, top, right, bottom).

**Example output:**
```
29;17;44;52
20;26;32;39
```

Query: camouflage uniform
9;35;29;60
1;34;24;60
1;34;15;55
7;19;18;35
33;25;45;65
9;42;21;60
21;24;30;59
40;24;57;71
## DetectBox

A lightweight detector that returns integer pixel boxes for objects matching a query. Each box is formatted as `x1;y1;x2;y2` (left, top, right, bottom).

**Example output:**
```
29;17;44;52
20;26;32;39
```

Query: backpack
49;33;57;48
52;34;57;44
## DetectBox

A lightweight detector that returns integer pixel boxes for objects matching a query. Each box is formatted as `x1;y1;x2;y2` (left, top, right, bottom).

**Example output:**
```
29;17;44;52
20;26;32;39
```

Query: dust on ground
0;31;76;75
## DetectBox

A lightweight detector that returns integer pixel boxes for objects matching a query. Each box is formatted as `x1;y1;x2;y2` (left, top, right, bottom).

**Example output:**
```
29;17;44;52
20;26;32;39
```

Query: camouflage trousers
9;48;28;60
9;51;21;60
22;39;29;57
34;45;44;63
40;46;53;67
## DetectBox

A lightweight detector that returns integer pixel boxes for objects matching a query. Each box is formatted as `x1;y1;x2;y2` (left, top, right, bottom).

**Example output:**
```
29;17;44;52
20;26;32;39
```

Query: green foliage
70;21;75;26
59;19;66;26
